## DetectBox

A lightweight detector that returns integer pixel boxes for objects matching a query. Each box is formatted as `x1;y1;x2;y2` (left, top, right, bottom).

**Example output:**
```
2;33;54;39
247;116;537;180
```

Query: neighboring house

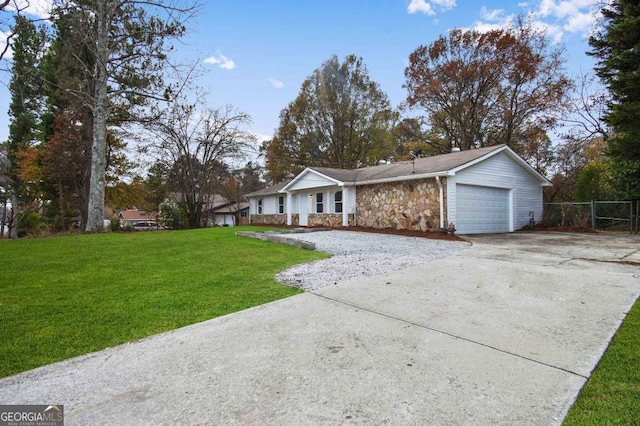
119;209;157;229
245;145;552;234
211;202;250;227
171;193;233;212
170;193;237;227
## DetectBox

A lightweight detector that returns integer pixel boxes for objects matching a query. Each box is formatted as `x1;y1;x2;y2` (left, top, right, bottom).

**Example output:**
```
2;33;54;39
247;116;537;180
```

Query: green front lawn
563;297;640;425
0;227;328;378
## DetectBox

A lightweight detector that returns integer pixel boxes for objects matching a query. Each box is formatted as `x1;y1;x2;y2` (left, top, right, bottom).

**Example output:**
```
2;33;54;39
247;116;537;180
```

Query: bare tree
147;102;255;228
561;72;610;143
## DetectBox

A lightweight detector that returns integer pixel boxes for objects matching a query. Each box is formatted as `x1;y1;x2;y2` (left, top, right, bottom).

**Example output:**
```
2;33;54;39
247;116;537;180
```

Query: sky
0;0;606;165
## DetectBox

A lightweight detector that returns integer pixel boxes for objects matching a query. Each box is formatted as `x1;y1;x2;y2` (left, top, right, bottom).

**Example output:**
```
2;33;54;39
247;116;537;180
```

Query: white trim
436;176;444;229
508;189;514;232
281;168;345;192
286;192;292;225
341;188;348;226
446;175;456;227
299;193;308;226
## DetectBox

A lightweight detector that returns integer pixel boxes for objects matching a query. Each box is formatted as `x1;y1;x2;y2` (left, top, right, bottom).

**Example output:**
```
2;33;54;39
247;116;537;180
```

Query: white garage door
456;184;510;234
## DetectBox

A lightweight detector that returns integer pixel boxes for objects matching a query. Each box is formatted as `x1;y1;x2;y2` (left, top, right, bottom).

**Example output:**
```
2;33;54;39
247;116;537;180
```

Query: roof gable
449;146;551;185
281;168;345;192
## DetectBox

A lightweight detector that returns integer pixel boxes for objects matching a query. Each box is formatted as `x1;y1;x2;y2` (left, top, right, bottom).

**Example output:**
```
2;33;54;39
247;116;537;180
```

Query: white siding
447;151;543;231
287;171;338;191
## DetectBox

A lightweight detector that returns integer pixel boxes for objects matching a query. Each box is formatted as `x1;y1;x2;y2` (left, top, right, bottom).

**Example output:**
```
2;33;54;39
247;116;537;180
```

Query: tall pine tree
5;16;47;238
589;0;640;198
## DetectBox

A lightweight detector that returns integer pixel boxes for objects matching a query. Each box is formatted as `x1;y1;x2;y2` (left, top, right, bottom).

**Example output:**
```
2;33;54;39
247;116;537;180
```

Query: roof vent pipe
451;147;461;153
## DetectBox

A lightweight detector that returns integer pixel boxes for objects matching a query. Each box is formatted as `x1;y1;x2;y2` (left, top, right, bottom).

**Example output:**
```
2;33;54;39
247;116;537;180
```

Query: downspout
436;176;444;229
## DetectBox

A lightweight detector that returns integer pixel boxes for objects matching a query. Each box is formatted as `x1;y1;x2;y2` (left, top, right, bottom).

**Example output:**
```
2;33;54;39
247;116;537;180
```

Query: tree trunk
9;192;18;239
85;0;111;232
58;180;66;231
0;197;6;238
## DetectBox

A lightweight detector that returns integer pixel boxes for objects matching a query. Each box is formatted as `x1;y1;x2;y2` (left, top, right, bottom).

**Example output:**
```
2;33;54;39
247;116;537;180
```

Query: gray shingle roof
247;145;515;196
244;180;291;198
311;145;505;183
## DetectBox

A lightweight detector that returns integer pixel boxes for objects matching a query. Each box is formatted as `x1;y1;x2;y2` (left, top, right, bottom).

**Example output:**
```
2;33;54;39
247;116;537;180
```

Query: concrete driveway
0;232;638;425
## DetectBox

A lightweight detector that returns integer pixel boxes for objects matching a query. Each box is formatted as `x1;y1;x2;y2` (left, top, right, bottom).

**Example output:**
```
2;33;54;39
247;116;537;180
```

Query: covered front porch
285;188;354;227
281;168;356;228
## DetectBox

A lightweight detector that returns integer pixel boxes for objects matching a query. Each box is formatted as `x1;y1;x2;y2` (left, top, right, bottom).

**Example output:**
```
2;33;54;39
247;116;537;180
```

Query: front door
299;193;308;226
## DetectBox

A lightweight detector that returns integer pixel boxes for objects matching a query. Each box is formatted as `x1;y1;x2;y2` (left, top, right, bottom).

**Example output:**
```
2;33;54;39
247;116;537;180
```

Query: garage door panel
456;185;510;234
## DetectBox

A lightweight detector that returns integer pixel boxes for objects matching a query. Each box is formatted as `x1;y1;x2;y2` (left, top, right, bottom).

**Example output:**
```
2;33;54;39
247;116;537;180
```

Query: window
334;190;343;213
278;196;285;214
240;211;248;217
316;192;324;213
257;198;263;214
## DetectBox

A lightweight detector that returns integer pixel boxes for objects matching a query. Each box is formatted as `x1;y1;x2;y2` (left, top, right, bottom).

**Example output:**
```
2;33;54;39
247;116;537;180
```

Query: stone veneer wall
356;179;441;231
250;214;286;225
250;213;350;227
307;214;355;227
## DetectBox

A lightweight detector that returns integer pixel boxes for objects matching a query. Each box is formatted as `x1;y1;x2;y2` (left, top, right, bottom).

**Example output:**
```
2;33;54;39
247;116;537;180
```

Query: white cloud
407;0;434;15
432;0;456;8
530;19;565;43
533;0;603;35
469;0;602;42
563;10;595;33
407;0;456;15
480;6;505;22
267;77;284;89
251;132;271;144
203;54;236;70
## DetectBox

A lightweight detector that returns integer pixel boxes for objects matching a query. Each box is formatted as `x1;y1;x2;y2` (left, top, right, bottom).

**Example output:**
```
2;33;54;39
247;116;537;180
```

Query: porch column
342;186;348;227
286;192;292;225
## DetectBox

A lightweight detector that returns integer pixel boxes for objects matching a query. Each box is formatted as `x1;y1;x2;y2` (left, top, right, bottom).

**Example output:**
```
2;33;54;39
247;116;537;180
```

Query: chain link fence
543;200;639;232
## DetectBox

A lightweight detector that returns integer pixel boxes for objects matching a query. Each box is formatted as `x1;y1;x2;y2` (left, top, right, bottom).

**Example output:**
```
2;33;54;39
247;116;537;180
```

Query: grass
0;226;329;378
563;297;640;425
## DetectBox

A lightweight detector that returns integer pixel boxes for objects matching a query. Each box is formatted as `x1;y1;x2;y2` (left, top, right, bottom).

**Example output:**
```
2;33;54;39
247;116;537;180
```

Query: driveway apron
0;232;638;425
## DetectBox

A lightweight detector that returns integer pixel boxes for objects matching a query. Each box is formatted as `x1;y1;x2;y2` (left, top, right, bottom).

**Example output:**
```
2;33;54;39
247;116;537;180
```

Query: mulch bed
246;223;465;242
332;226;466;241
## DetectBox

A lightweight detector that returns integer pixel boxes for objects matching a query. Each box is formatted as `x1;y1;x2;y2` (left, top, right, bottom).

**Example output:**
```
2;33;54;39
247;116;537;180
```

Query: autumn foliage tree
40;113;92;229
404;19;570;159
263;55;396;182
